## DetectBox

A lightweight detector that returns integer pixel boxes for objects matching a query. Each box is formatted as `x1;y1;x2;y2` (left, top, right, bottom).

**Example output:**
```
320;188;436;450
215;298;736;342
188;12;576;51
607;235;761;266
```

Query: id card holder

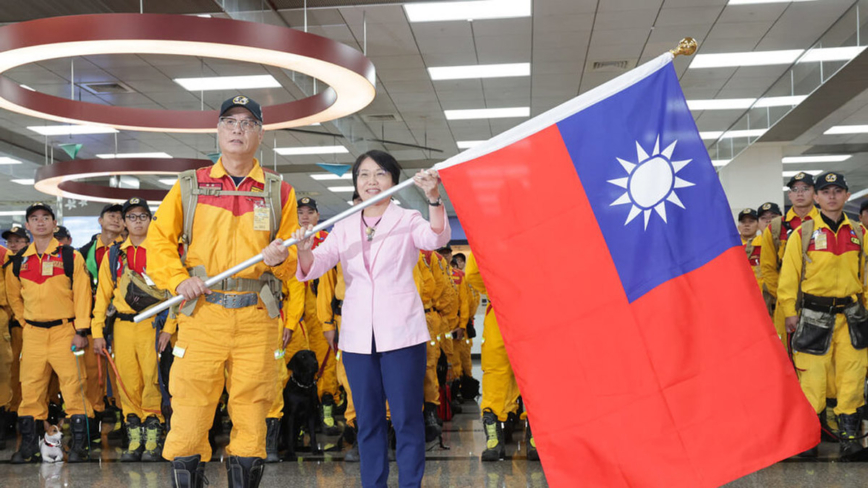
253;200;270;232
815;233;827;250
42;260;54;276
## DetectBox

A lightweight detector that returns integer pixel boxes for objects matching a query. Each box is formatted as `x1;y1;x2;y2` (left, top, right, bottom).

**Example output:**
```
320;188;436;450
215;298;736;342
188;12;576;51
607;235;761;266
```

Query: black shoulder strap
57;245;75;286
9;250;24;278
108;242;123;287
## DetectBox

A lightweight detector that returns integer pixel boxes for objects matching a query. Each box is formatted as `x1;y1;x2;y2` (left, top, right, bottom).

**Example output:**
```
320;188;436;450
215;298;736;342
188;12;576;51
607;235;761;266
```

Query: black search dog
282;350;321;459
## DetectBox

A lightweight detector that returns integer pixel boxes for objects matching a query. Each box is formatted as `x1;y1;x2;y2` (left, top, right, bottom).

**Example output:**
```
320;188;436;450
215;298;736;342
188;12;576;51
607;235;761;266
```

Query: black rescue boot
172;454;208;488
503;412;518;444
838;413;867;461
449;378;463;414
10;415;40;463
525;420;539;461
0;407;7;450
343;423;360;463
264;418;280;463
226;455;265;488
321;393;341;436
424;402;442;443
120;414;144;462
66;414;90;463
481;410;505;462
88;415;101;452
141;415;163;462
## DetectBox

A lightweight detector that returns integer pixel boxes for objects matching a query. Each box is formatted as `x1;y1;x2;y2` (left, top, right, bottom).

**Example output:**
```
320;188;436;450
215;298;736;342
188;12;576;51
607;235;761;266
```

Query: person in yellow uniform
737;208;763;293
437;246;471;411
754;202;783;312
451;255;478;403
860;200;868;233
264;277;303;463
779;171;868;460
296;197;341;434
761;172;821;349
147;96;299;488
414;252;442;441
0;243;14;451
464;253;537;461
7;203;93;463
2;224;29;436
91;198;172;462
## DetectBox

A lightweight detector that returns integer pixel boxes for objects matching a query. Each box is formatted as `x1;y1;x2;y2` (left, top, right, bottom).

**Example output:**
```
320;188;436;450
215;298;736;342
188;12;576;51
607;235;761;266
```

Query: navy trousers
343;340;427;488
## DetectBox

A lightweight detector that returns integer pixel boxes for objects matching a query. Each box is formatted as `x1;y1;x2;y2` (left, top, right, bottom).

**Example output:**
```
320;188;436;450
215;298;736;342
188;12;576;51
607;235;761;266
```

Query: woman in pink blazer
294;150;449;487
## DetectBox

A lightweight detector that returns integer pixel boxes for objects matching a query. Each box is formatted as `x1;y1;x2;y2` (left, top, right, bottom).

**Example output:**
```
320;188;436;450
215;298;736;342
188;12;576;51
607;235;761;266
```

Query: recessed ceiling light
174;75;281;91
825;125;868;135
405;0;531;22
0;210;26;216
849;188;868;201
0;157;21;165
429;63;530;81
754;95;808;108
96;152;172;159
711;160;731;167
445;107;530;120
800;46;866;63
782;155;852;164
27;125;118;135
20;84;35;92
688;99;756;111
11;179;34;185
456;140;486;149
196;14;212;18
729;0;819;4
310;173;353;180
328;186;355;193
690;49;804;69
783;170;823;177
275;146;349;156
158;178;178;186
782;186;790;191
699;129;766;140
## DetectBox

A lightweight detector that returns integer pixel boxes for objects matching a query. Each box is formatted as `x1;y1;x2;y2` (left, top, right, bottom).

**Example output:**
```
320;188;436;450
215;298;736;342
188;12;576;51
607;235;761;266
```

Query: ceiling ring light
0;14;376;133
35;158;210;202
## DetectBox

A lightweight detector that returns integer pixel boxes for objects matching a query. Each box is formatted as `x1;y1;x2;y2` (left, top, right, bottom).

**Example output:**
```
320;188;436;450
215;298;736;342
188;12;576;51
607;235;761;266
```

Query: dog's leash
315;347;332;381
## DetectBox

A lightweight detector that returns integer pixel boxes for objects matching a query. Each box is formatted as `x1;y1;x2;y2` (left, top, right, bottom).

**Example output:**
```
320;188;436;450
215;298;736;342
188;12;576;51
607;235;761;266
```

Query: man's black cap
26;202;55;220
757;202;782;217
100;203;123;217
122;197;151;217
786;172;815;188
219;95;263;122
738;208;758;222
2;224;28;241
815;171;849;191
297;197;318;212
53;225;71;239
437;245;453;254
860;200;868;215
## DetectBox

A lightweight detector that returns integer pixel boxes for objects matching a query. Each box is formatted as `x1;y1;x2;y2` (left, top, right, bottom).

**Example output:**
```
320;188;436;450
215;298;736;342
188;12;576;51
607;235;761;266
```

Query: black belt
116;312;136;322
802;294;854;314
26;318;75;329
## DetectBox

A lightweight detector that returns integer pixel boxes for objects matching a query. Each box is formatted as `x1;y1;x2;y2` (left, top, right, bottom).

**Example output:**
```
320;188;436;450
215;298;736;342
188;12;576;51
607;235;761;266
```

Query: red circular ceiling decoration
0;14;377;132
35;158;210;202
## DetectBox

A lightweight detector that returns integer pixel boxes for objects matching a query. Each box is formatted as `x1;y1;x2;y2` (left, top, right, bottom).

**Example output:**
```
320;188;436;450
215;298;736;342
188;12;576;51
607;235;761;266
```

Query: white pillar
718;143;783;222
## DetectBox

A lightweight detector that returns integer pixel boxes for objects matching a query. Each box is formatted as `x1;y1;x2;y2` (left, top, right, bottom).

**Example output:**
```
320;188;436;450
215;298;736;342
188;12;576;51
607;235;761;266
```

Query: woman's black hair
352;150;401;192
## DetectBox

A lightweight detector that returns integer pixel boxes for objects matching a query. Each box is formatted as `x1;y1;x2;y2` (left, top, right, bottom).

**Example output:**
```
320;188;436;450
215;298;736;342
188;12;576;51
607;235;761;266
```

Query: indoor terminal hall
3;0;868;487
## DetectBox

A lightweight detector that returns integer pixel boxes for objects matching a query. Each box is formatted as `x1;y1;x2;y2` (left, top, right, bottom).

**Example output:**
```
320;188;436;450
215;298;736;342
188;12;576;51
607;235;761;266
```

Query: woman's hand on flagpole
413;169;441;201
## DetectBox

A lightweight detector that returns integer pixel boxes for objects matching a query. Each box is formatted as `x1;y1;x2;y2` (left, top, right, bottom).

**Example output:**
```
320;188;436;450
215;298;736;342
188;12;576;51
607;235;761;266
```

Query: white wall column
717;143;784;222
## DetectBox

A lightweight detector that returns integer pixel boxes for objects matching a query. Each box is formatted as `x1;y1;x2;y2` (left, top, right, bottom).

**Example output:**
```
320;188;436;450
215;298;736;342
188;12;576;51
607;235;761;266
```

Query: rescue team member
465;253;538;462
92;198;169;462
761;172;821;349
296;197;341;434
778;172;868;460
437;246;470;412
860;200;868;232
54;226;72;246
80;203;125;439
0;242;13;450
264;277;303;463
737;209;763;292
147;95;299;488
452;252;467;271
294;150;450;488
415;252;442;441
3;224;29;435
755;202;783;314
451;255;479;402
7;203;93;463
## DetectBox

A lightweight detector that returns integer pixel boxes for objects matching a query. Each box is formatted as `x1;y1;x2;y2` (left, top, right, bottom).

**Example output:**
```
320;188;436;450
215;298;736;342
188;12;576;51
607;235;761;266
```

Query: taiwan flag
436;53;818;487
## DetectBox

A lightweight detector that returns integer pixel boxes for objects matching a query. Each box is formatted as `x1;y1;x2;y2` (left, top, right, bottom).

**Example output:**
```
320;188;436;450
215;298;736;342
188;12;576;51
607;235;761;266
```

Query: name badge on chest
42;260;55;276
253;200;270;231
814;233;828;251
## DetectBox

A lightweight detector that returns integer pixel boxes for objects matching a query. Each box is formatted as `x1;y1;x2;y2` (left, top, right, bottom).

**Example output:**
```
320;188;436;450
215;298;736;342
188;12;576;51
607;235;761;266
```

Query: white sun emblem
608;136;695;230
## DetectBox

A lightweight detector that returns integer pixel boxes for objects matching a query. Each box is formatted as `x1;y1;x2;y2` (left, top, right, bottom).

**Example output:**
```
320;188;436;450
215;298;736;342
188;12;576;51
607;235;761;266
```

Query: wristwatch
427;197;442;206
75;329;90;338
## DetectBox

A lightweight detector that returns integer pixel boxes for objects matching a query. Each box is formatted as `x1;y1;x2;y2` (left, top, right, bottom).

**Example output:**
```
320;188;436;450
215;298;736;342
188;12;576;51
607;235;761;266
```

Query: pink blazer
297;202;451;354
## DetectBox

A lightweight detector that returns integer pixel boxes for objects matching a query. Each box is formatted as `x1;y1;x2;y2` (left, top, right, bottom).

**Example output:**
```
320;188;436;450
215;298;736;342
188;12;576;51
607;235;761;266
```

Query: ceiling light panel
96;152;172;159
457;140;486;149
445;107;530;120
0;157;21;165
782;155;852;163
28;125;118;135
799;46;866;63
429;63;530;81
274;146;349;156
783;170;823;177
689;49;804;68
405;0;531;22
825;125;868;135
328;186;355;192
174;75;281;91
11;179;34;185
687;99;756;110
310;173;353;180
729;0;819;4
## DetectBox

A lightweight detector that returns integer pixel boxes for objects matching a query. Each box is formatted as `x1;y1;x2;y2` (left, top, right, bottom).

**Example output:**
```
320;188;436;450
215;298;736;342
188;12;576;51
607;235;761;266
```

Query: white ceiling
0;0;865;228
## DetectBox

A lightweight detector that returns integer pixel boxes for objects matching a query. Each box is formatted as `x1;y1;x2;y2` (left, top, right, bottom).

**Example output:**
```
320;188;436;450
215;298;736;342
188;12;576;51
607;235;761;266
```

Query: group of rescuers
740;170;868;460
0;95;535;488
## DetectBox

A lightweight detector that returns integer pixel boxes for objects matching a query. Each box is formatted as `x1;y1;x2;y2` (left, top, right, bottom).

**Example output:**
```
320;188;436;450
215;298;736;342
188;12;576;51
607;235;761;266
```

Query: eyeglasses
219;117;262;132
125;213;151;222
788;187;812;195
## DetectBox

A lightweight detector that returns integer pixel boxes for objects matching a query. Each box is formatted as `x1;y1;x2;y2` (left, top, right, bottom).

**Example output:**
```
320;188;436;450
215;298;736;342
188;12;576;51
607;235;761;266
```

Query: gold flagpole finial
670;38;698;57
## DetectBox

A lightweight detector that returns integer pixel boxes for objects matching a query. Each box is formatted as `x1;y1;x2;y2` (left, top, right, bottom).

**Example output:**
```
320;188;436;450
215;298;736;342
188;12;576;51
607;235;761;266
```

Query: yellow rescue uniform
415;254;441;406
450;267;472;379
300;230;338;403
267;278;305;420
147;161;299;462
0;246;14;410
465;253;520;422
778;214;868;416
92;239;172;421
6;239;93;420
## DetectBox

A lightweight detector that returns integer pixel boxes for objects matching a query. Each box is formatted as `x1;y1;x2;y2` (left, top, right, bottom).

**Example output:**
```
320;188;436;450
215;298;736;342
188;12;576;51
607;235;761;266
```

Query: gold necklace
362;214;383;242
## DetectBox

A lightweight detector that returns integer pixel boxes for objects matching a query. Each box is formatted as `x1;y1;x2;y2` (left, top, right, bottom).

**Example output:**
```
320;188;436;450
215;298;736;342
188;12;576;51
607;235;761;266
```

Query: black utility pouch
844;302;868;349
792;308;835;355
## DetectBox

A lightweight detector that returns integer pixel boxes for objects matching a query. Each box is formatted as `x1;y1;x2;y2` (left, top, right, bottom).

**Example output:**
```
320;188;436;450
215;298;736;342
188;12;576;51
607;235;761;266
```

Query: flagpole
133;175;419;322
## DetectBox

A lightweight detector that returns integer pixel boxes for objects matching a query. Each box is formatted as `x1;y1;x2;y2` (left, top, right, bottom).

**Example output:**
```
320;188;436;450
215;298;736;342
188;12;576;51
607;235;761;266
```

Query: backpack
5;245;74;287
